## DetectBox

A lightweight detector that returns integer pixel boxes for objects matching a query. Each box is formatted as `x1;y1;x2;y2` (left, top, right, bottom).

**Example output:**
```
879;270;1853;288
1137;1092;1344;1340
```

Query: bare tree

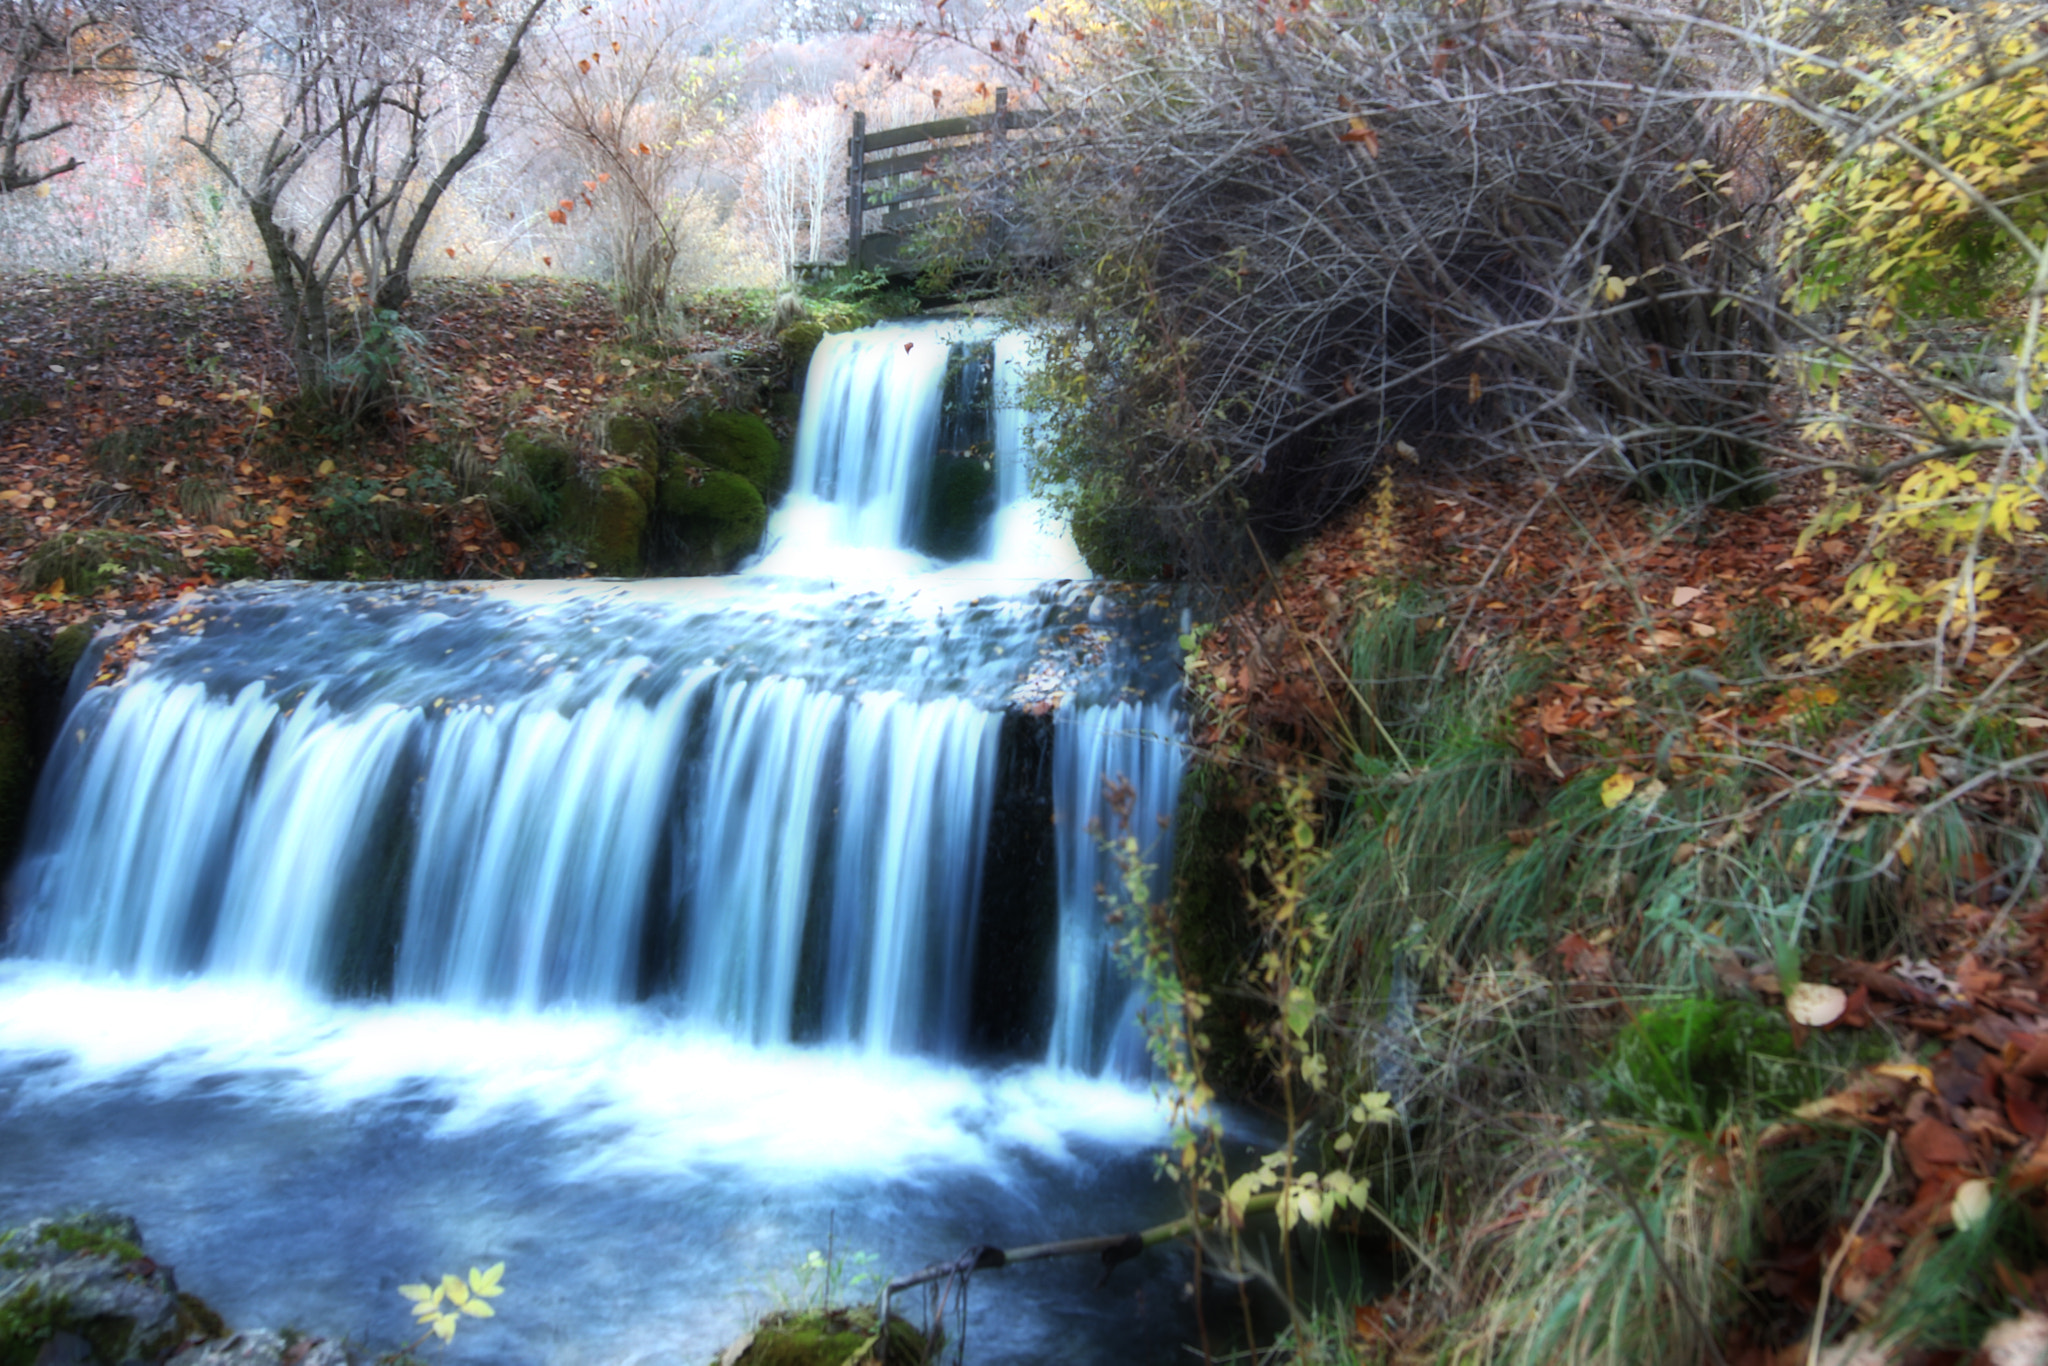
0;0;108;193
521;0;741;326
739;93;844;279
153;0;549;405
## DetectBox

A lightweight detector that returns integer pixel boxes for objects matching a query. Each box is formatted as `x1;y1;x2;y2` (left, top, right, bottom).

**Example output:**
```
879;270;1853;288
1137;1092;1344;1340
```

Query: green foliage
788;266;921;333
328;308;424;421
1605;1000;1795;1133
1776;0;2048;666
20;530;180;596
1451;1129;1755;1366
0;1286;69;1366
1780;2;2048;334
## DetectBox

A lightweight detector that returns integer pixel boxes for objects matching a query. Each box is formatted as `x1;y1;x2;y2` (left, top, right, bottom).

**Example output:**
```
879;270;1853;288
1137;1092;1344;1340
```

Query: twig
1807;1131;1897;1366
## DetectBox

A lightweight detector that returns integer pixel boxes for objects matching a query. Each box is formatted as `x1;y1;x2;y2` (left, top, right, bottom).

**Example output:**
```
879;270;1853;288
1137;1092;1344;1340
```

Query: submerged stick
882;1191;1283;1303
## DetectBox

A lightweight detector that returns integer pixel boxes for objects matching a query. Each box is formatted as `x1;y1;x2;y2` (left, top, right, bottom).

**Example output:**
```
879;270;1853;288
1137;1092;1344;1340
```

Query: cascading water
0;317;1197;1364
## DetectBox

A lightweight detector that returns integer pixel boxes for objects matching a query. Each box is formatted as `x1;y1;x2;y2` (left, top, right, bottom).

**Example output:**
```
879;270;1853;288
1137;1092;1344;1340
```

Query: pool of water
0;964;1203;1365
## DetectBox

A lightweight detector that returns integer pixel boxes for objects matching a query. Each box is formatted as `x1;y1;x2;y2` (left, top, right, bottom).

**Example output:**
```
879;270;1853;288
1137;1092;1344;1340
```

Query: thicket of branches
980;0;1788;578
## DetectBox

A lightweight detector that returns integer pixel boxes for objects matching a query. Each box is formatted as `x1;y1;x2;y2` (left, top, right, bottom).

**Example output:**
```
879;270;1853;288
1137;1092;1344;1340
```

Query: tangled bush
983;0;1784;576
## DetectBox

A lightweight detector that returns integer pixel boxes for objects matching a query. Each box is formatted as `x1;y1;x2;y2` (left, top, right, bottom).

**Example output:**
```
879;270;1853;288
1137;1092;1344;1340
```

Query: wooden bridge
846;88;1050;272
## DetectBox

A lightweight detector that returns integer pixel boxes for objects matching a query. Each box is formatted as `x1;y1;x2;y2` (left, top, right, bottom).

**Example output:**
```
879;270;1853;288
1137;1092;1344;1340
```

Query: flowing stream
0;318;1201;1363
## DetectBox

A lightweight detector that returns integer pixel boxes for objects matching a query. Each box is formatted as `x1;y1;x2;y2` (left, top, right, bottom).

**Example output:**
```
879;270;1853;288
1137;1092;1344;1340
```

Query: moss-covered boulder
562;467;653;576
777;320;828;388
606;413;661;469
655;468;766;575
720;1308;928;1366
916;452;996;561
665;410;788;498
0;1212;222;1366
491;430;578;535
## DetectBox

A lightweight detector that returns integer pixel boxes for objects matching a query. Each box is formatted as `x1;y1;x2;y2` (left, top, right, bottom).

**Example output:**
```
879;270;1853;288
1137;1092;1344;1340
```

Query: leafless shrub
971;0;1789;576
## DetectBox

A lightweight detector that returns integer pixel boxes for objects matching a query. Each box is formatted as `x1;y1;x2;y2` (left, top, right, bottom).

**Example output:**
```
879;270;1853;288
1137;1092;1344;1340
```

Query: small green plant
396;1263;504;1347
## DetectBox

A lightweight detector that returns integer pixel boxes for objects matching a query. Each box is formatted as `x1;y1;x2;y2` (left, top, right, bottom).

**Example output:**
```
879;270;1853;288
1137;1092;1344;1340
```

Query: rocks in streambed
716;1308;930;1366
167;1332;348;1366
494;402;790;577
0;1213;226;1366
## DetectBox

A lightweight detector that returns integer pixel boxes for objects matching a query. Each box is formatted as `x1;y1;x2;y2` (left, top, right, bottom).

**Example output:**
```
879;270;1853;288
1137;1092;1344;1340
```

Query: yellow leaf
1873;1061;1935;1090
1600;771;1636;809
460;1299;495;1319
442;1274;470;1306
432;1314;458;1343
317;458;336;476
398;1284;436;1303
469;1263;506;1297
155;393;177;407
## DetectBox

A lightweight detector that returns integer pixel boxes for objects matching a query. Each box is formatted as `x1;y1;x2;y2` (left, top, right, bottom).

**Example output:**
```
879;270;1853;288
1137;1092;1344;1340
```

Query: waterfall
3;318;1182;1078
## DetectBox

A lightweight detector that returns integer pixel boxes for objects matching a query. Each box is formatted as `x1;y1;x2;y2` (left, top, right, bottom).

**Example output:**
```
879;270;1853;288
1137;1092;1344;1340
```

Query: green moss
175;1292;225;1343
0;632;40;867
0;1286;69;1366
562;468;652;576
777;320;827;384
666;410;788;497
37;1216;143;1265
1070;495;1174;580
917;452;996;560
733;1308;927;1366
47;624;92;681
654;468;766;575
1605;999;1795;1132
502;431;576;493
606;413;660;468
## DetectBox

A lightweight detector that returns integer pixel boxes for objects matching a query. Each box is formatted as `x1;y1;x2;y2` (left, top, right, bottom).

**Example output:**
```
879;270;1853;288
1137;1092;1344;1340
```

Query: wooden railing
846;88;1048;270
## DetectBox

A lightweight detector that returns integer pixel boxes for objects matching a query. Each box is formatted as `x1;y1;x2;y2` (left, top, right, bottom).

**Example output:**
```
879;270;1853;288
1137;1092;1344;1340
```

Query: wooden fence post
847;110;866;268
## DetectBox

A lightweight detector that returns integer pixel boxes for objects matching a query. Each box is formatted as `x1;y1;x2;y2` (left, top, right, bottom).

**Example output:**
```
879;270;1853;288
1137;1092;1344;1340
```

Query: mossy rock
562;467;653;576
916;452;996;561
0;1213;191;1366
20;531;180;597
722;1308;928;1366
502;431;576;493
654;468;766;575
607;413;661;468
665;410;788;498
47;624;93;682
1605;998;1796;1132
777;320;828;385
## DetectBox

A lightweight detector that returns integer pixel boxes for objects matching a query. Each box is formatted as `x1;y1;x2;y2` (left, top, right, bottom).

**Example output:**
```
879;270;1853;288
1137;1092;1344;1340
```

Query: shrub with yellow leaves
397;1263;505;1346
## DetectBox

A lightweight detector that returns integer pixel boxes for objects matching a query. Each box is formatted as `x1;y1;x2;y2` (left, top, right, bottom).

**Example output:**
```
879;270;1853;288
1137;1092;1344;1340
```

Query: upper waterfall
751;320;1091;582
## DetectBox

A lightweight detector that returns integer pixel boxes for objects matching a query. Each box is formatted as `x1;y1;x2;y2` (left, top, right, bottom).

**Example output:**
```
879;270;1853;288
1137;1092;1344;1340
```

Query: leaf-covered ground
1195;464;2048;1361
0;275;766;633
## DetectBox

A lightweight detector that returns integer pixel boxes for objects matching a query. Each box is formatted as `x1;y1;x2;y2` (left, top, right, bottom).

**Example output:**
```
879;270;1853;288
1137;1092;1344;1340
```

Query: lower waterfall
0;317;1202;1365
